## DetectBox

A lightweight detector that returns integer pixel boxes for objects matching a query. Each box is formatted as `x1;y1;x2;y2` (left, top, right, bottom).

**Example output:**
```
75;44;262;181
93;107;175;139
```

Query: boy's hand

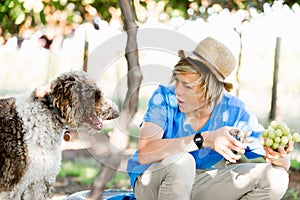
263;141;293;171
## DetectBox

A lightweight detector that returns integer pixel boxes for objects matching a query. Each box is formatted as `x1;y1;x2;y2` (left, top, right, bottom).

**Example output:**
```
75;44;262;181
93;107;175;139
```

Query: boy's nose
175;82;184;96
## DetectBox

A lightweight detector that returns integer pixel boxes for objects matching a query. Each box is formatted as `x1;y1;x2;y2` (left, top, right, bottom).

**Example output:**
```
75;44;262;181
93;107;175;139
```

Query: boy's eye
174;78;193;90
185;84;192;89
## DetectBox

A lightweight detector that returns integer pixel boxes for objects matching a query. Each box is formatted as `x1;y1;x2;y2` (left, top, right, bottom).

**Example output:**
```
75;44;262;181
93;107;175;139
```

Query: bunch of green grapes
260;120;300;150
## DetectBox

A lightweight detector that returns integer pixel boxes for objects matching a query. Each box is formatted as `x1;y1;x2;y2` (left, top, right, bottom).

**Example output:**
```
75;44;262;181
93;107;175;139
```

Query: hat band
192;51;225;81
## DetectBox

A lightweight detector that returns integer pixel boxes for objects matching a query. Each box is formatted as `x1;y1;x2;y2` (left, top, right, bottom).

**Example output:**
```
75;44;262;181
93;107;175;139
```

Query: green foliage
1;0;299;39
106;172;131;190
0;0;119;38
283;189;299;200
0;0;23;35
59;161;100;185
58;160;131;189
291;159;300;170
91;0;118;20
164;0;189;18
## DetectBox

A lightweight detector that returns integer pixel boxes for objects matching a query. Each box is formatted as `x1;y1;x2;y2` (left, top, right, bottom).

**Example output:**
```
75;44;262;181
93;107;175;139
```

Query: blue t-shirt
127;85;266;189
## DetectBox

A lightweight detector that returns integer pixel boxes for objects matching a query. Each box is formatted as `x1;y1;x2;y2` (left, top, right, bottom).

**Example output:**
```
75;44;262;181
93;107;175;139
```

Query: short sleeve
143;86;168;130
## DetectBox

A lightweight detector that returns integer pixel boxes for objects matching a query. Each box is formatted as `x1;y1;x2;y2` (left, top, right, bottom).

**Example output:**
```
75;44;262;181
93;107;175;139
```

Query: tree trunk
269;37;281;121
235;32;242;97
109;0;143;150
88;0;142;199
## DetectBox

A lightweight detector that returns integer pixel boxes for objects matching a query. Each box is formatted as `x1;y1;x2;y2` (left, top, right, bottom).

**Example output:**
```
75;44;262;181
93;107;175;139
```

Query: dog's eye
68;77;76;82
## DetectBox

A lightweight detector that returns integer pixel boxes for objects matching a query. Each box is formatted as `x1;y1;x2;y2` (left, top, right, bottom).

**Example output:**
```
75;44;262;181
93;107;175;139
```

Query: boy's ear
34;83;51;98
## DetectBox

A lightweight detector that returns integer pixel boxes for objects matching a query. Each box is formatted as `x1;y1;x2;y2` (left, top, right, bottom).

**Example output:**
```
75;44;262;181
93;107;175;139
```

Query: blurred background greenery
2;0;299;39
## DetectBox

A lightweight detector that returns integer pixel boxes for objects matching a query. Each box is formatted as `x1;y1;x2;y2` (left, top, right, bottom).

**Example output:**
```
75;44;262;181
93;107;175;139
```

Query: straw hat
178;37;236;82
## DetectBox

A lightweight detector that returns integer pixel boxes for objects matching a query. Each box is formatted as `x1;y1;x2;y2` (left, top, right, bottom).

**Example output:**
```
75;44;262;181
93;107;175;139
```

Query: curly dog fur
0;70;119;200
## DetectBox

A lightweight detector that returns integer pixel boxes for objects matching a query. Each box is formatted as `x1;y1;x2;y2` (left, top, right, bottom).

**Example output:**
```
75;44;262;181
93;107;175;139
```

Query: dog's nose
102;98;120;120
106;109;119;120
113;109;119;119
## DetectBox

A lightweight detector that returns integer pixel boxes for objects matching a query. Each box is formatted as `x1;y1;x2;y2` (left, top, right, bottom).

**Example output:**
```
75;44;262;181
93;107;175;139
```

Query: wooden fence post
269;37;281;121
83;29;89;72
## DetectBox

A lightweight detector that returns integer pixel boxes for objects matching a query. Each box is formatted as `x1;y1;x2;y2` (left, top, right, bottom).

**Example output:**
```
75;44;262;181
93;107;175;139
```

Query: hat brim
178;50;225;82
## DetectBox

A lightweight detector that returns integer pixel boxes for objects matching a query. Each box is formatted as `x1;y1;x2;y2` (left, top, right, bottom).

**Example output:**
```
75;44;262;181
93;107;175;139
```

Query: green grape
262;130;268;137
275;129;282;137
281;136;289;145
268;130;276;139
274;137;281;144
293;132;300;143
271;121;280;129
265;138;273;147
272;143;279;150
279;124;290;136
262;121;300;151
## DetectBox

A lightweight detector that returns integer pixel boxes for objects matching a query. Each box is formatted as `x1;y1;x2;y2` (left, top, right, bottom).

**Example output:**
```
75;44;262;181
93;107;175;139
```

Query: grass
291;159;300;170
106;172;131;190
284;189;299;200
58;161;131;189
59;161;100;185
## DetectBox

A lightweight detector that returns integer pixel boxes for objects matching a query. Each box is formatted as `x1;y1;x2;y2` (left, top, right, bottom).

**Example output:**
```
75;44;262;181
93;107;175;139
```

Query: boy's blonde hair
171;59;233;107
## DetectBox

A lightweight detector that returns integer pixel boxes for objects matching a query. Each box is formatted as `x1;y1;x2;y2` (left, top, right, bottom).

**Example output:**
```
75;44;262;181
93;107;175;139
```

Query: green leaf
40;11;46;25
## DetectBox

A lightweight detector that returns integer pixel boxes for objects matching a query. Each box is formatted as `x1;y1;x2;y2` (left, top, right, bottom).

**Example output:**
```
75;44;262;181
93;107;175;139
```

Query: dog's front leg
21;180;52;200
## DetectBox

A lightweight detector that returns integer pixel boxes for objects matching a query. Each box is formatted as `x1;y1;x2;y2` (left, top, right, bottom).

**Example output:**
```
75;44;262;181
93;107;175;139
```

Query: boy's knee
163;153;195;197
266;164;289;199
164;153;195;181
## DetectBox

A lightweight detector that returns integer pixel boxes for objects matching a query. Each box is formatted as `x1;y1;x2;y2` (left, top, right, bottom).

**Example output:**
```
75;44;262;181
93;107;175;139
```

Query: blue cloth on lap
106;193;136;200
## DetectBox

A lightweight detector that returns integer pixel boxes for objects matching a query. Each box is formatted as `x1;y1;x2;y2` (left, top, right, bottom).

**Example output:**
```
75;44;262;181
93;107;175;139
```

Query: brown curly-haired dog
0;70;119;200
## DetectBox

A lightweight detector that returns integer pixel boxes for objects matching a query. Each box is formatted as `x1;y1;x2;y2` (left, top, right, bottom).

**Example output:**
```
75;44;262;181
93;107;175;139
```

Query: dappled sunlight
152;93;164;105
231;170;252;189
223;109;230;122
139;172;152;186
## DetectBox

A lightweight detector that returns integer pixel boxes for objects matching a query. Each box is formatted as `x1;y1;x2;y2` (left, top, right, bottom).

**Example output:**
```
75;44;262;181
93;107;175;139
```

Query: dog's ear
34;83;51;98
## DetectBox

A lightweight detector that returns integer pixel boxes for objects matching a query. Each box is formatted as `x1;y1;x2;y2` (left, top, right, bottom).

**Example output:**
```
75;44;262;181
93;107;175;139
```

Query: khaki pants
134;153;289;200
